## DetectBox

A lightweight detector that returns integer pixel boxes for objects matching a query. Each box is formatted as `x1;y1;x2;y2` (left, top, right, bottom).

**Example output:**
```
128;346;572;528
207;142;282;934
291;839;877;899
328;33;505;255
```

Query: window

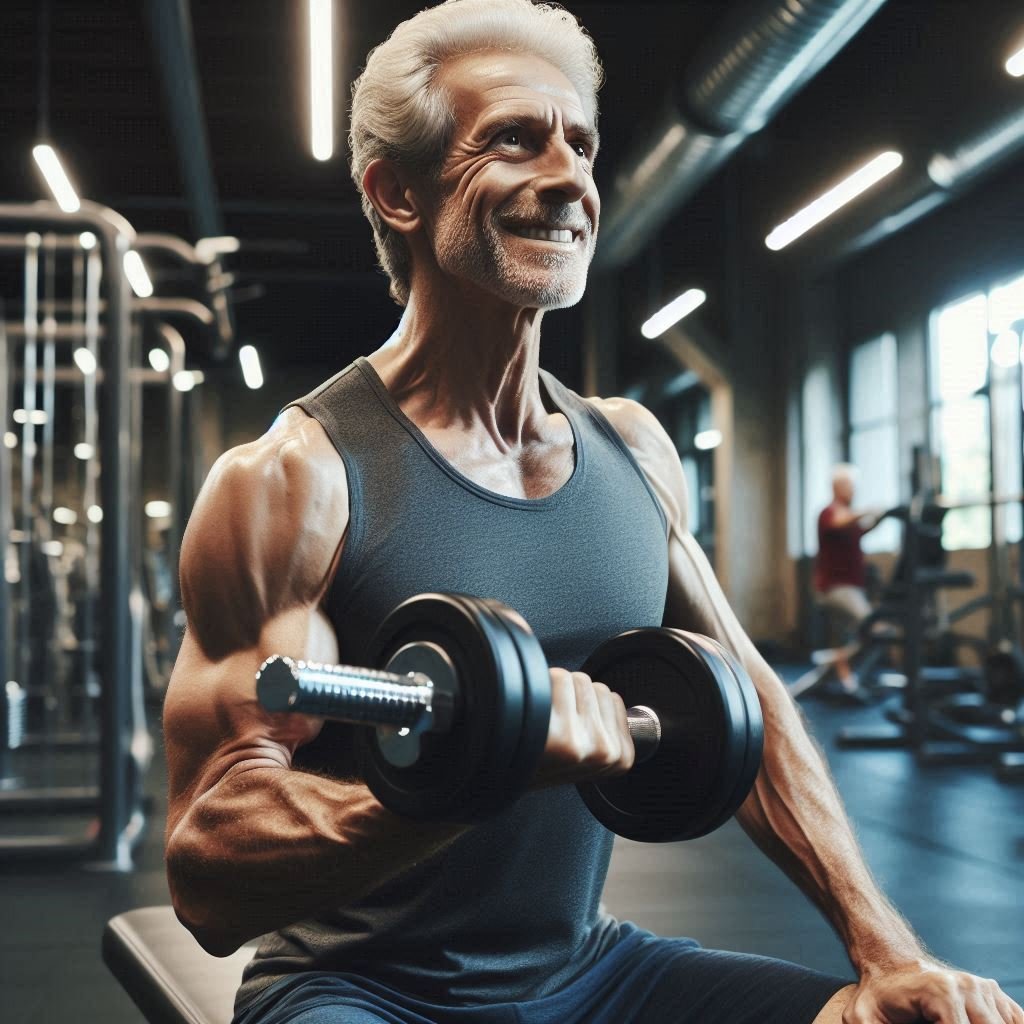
848;333;900;552
988;272;1024;546
929;275;1024;549
801;364;837;555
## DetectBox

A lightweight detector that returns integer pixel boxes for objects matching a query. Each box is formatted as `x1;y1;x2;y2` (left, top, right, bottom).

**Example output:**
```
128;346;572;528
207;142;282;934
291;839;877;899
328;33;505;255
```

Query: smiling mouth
501;223;581;244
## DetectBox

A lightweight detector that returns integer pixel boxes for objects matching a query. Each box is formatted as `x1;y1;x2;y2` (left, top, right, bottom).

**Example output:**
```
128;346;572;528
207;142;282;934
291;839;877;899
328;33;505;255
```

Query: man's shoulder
579;393;682;533
583;394;675;465
205;407;347;509
179;408;349;653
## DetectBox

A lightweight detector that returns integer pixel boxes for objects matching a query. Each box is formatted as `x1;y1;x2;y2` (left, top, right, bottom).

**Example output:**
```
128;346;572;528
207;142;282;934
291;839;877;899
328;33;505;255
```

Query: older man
163;2;1021;1023
815;463;886;690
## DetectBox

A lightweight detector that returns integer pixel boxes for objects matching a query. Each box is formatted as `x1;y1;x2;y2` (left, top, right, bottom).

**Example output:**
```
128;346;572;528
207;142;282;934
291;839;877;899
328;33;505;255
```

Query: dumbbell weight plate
477;599;553;797
357;593;527;822
685;634;764;829
576;629;763;843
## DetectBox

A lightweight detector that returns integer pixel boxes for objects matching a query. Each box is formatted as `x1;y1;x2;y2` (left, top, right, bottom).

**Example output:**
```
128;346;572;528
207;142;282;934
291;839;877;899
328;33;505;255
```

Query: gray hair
832;463;859;485
349;0;603;306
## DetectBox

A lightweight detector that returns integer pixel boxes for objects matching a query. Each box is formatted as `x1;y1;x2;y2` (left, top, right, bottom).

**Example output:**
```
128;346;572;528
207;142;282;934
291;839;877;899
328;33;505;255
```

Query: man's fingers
570;671;598;717
995;991;1024;1024
594;682;633;773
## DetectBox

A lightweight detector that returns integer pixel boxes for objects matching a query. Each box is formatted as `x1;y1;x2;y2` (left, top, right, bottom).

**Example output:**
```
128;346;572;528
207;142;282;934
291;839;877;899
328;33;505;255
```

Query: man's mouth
501;222;582;245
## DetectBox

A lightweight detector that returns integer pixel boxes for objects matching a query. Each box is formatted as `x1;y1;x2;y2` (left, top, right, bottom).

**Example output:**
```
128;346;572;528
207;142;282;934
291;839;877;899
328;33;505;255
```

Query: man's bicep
165;418;348;812
163;605;338;826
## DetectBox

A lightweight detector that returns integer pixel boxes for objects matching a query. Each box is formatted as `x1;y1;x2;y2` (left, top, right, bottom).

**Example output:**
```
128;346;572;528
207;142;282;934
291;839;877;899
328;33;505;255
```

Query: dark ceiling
1;1;1022;382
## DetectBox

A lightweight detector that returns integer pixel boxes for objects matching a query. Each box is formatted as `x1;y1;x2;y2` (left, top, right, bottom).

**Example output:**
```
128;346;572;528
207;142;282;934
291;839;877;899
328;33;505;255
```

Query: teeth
512;227;574;243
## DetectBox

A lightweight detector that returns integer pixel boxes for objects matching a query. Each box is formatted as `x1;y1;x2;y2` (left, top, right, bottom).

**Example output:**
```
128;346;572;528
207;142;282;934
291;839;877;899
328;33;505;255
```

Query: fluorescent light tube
641;289;707;339
239;345;264;389
309;0;334;160
766;151;903;251
32;144;80;212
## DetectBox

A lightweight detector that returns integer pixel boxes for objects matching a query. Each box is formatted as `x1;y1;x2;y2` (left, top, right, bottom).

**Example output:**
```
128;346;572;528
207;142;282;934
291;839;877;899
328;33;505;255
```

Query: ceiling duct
594;0;888;270
830;102;1024;260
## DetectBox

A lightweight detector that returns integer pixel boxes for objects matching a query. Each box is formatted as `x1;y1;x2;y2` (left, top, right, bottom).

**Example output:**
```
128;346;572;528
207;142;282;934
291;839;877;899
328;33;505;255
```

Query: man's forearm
735;683;928;974
166;764;466;955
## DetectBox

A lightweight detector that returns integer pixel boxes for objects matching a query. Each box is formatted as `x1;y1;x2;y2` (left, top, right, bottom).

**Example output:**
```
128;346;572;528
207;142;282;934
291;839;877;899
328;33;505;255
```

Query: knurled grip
626;705;662;764
256;655;435;729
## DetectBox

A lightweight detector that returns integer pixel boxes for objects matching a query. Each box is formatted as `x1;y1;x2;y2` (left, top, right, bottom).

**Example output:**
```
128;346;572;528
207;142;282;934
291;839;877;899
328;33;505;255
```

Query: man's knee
811;983;857;1024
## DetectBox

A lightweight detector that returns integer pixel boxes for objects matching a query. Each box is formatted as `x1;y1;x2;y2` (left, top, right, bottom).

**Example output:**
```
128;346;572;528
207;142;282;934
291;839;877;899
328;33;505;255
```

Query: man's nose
534;139;590;205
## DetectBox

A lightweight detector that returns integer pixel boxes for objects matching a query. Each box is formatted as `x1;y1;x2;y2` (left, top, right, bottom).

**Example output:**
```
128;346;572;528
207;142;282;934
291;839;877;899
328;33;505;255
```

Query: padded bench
103;906;257;1024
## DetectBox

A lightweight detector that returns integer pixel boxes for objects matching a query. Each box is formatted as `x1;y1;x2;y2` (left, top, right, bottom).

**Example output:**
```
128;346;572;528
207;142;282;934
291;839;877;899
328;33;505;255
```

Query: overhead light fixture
87;505;103;524
53;506;78;525
73;347;97;375
32;144;80;212
148;348;171;373
74;442;94;460
765;151;904;251
3;432;17;449
123;251;154;298
239;345;264;389
41;540;64;558
309;0;334;161
641;288;707;339
79;231;97;250
145;500;172;519
1007;43;1024;77
694;429;723;451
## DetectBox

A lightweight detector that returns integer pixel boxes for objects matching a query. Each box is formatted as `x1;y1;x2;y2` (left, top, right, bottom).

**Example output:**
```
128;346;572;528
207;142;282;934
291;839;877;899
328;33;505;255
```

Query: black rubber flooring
1;678;1022;1023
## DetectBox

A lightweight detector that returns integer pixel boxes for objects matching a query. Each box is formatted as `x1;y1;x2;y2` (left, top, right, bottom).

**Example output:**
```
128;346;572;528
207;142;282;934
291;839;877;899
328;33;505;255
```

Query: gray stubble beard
432;198;594;310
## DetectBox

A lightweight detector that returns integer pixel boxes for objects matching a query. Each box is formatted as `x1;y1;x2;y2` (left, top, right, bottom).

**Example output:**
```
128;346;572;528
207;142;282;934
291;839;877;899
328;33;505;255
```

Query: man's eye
498;131;521;146
573;143;589;158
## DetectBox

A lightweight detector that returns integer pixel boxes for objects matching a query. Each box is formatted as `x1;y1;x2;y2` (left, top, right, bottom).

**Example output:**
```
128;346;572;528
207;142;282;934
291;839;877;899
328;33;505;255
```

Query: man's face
421;51;600;310
834;476;855;504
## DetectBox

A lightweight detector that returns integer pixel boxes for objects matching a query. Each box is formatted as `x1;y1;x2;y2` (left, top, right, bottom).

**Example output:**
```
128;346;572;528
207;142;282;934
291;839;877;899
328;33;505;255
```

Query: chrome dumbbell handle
256;655;438;729
258;654;663;763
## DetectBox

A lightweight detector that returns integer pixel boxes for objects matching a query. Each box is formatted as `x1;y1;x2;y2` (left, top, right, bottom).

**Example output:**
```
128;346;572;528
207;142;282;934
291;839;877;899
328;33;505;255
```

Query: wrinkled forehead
437;51;594;134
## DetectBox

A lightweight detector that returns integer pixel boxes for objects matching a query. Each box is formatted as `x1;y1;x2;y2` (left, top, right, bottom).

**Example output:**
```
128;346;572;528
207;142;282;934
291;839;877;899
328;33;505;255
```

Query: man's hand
843;961;1023;1023
532;669;635;787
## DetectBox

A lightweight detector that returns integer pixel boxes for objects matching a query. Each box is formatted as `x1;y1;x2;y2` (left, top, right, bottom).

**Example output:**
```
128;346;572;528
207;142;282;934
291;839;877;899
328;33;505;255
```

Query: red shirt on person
815;502;866;592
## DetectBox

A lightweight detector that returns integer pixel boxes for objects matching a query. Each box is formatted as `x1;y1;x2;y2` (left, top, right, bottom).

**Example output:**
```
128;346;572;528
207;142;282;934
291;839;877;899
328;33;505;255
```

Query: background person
815;463;887;690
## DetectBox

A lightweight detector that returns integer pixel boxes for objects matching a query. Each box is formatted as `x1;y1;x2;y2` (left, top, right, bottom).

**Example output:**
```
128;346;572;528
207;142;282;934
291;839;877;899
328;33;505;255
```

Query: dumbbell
256;592;764;842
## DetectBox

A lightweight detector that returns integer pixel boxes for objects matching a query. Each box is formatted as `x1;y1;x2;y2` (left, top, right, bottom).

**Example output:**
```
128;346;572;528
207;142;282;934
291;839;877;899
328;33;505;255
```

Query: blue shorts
234;922;851;1024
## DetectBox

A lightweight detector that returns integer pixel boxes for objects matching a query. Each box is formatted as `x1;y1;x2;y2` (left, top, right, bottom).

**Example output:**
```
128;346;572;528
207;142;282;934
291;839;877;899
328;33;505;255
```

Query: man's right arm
821;505;883;533
163;411;468;956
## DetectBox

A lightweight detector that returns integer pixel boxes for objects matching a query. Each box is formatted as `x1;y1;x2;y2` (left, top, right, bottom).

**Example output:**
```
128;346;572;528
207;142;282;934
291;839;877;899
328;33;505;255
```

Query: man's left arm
594;396;1021;1024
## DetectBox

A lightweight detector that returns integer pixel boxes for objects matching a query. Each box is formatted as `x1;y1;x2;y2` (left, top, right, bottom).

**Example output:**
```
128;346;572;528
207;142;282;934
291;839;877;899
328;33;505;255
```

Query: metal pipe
41;237;56;539
80;246;102;750
0;312;11;781
157;322;186;669
596;0;888;269
18;237;39;701
11;367;169;384
826;103;1024;262
0;233;93;251
135;297;215;326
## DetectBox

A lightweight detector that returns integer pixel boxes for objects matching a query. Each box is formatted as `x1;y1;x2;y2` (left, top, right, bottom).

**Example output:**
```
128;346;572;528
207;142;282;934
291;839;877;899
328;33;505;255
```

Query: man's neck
365;283;556;449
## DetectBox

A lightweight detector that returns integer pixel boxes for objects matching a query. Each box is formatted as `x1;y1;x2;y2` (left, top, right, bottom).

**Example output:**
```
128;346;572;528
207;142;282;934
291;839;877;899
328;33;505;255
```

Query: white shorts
818;585;872;634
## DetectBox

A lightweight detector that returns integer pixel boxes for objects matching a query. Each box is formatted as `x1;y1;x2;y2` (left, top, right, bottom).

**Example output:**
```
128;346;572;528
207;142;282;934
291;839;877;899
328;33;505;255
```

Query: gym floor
2;676;1022;1024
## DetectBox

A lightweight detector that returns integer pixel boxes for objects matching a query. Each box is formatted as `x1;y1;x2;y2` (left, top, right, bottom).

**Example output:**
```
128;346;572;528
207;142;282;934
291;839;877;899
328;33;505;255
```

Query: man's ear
362;159;425;236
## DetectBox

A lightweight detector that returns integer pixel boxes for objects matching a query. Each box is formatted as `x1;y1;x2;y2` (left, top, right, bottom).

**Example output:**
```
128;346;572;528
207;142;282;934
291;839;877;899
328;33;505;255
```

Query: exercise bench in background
103;906;256;1024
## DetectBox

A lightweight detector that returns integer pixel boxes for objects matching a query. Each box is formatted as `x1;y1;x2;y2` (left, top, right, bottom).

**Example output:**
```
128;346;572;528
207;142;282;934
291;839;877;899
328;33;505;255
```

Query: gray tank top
236;357;669;1009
